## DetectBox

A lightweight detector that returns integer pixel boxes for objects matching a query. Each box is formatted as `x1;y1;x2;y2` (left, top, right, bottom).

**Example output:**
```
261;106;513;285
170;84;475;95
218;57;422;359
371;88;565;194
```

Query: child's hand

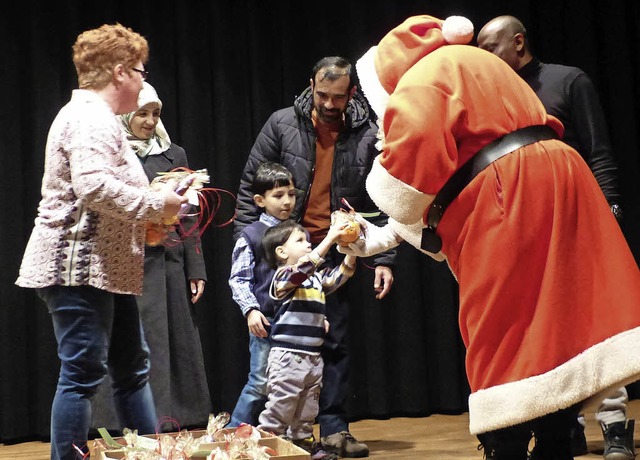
315;218;357;260
330;209;362;246
327;220;350;245
324;318;330;334
247;310;270;338
325;222;341;243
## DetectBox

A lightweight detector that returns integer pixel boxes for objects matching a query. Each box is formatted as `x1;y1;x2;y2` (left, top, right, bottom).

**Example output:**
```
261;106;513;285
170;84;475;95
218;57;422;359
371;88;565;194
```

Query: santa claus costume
351;14;640;459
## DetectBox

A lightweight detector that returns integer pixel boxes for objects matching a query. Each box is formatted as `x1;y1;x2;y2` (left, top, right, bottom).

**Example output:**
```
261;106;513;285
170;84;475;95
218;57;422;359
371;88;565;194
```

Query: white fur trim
355;46;389;122
389;218;446;262
468;326;640;434
442;16;474;45
366;157;434;224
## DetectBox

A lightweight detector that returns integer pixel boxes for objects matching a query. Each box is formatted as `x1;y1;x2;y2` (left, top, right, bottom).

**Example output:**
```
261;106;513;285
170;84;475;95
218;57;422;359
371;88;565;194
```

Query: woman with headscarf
92;82;211;430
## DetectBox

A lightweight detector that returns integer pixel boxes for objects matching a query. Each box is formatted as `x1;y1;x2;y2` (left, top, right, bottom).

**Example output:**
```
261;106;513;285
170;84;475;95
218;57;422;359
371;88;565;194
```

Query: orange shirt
302;111;342;243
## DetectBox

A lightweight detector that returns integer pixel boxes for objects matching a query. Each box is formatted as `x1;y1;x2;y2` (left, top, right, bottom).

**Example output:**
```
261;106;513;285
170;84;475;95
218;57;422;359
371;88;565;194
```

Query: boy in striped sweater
258;219;357;458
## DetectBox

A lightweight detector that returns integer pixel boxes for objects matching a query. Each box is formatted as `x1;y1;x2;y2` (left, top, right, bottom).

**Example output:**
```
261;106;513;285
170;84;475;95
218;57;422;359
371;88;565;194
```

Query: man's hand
374;265;394;299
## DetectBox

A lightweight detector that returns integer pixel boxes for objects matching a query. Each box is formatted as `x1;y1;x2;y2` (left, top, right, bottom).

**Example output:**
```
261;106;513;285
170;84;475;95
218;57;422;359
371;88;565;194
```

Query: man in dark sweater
478;15;631;460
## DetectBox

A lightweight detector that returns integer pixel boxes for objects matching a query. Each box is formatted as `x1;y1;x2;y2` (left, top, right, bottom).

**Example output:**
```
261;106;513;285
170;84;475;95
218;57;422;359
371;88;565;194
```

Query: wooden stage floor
2;399;638;459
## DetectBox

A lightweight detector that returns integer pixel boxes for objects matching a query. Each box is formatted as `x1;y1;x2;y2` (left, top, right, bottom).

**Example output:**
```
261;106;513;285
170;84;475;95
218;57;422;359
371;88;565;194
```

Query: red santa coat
365;43;640;434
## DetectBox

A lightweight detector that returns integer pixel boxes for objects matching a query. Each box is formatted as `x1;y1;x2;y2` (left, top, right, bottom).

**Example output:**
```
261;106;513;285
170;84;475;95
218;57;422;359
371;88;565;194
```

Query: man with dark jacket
234;56;395;458
478;15;631;460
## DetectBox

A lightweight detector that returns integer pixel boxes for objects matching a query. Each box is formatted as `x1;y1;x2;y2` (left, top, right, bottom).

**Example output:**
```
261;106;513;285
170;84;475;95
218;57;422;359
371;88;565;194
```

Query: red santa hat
356;15;474;121
356;15;474;253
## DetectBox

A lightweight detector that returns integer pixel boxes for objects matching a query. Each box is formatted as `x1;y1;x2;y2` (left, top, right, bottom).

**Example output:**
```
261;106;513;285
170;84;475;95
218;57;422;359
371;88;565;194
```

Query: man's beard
315;105;344;124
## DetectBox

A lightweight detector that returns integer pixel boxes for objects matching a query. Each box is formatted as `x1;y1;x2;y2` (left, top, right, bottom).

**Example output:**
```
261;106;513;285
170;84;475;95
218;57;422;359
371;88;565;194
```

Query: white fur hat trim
355;46;389;122
442;16;474;45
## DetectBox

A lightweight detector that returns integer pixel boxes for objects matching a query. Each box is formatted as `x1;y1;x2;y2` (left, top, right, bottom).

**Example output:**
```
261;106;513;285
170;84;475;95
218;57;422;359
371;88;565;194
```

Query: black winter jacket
234;86;395;268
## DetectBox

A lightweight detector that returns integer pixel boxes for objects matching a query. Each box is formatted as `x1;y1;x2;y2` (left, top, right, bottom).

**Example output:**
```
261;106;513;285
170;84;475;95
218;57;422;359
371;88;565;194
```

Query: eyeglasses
131;67;149;80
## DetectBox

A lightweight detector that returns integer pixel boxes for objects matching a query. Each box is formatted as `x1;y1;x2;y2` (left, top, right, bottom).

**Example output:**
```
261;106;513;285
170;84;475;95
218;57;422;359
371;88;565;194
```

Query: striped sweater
269;252;355;353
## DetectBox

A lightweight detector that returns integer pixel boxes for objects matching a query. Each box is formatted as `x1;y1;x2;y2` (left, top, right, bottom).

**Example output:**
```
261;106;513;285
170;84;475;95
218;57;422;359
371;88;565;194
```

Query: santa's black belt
420;125;558;254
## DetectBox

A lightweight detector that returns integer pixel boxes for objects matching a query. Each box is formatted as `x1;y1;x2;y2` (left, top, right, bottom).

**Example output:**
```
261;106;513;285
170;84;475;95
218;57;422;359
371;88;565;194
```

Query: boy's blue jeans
38;285;157;460
229;334;271;427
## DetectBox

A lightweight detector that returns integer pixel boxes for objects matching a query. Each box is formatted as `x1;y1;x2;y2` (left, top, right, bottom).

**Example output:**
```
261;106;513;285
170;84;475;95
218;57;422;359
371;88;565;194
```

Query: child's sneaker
292;436;338;460
321;431;369;458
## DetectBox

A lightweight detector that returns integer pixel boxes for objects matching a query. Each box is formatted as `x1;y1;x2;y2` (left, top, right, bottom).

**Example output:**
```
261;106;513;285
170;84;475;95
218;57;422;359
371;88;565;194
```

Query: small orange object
161;215;179;226
331;209;361;246
145;222;168;247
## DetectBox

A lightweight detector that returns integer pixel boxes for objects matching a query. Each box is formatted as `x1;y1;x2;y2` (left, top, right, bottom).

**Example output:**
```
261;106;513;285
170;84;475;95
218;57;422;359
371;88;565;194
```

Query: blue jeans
229;334;271;427
317;283;350;437
38;285;157;460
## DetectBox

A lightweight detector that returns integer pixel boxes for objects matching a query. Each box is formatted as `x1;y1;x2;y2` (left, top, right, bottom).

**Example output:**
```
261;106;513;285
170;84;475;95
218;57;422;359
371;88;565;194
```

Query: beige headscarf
120;82;172;158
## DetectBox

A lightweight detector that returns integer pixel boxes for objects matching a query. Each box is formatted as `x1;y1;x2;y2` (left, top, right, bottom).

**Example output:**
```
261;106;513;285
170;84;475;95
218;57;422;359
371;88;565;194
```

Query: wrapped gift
89;414;310;460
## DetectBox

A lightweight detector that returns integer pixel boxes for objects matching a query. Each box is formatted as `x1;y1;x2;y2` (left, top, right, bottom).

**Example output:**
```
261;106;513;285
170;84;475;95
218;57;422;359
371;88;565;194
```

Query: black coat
92;143;211;429
234;87;395;268
518;58;620;205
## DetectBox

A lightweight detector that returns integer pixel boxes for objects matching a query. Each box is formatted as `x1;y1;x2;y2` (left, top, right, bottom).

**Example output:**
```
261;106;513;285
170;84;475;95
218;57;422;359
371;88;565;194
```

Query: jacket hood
293;86;373;130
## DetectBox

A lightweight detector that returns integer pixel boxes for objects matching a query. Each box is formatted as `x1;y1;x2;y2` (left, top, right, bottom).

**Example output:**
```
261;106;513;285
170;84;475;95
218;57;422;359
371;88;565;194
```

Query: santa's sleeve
387;218;446;261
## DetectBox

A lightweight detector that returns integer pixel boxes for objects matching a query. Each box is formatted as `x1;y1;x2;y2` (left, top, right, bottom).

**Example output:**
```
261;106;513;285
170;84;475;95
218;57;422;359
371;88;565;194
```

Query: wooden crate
90;428;310;459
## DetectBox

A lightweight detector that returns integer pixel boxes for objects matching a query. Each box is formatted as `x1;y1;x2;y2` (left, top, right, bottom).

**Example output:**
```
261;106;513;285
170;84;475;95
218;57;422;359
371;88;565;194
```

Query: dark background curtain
2;0;639;443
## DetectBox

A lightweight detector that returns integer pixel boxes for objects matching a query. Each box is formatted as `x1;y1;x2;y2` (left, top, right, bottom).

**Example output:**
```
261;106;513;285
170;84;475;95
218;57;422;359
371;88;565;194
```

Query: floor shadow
365;439;415;452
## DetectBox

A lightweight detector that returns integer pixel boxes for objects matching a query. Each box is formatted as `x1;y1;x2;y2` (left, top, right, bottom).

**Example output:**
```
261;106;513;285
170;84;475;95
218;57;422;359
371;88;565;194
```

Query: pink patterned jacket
16;90;166;295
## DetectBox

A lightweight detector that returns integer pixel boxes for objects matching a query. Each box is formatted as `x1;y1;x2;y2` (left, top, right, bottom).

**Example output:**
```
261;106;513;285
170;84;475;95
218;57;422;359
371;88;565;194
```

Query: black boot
602;419;635;460
529;402;583;460
570;419;588;456
529;437;573;460
477;430;531;460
